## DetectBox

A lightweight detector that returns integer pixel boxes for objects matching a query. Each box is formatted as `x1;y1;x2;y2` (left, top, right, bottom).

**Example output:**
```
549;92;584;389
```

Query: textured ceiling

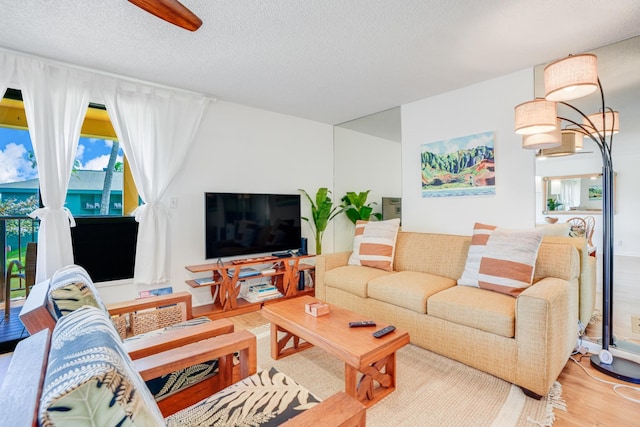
1;1;639;125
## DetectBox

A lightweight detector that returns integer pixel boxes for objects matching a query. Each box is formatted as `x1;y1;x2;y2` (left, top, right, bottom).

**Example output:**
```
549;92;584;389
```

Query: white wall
400;69;536;235
99;100;334;305
333;127;401;252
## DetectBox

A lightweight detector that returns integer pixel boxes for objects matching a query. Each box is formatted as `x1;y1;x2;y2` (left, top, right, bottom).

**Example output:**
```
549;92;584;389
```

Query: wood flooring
231;311;639;427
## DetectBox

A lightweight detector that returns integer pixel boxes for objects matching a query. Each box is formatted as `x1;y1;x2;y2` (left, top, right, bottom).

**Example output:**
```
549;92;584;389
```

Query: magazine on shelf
194;277;216;286
138;287;173;298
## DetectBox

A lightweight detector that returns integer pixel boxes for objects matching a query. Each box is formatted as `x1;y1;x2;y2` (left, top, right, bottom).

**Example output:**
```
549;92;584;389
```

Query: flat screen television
205;192;301;260
70;216;138;282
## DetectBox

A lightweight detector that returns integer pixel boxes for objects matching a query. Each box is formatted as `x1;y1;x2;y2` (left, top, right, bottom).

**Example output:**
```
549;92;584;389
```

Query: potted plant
340;190;382;224
547;198;563;211
299;188;343;254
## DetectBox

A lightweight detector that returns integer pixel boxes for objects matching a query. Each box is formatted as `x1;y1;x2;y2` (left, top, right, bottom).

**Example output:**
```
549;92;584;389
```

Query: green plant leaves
299;188;343;254
340;190;381;224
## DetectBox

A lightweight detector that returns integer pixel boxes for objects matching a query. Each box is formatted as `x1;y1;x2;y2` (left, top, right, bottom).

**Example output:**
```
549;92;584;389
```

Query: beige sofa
315;231;587;397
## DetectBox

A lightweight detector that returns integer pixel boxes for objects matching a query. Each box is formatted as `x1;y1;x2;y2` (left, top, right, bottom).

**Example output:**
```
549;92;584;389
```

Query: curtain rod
0;46;217;102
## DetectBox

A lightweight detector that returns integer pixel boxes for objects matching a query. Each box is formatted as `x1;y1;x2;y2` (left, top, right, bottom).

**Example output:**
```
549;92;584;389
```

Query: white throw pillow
348;218;400;272
457;223;496;287
477;228;543;297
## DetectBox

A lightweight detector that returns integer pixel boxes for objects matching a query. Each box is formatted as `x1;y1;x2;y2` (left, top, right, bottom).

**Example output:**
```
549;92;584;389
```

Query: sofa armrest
515;276;578;396
19;279;55;334
280;391;366;427
315;252;351;300
123;318;235;359
134;329;257;387
0;329;50;427
20;286;196;337
107;291;193;319
580;255;597;328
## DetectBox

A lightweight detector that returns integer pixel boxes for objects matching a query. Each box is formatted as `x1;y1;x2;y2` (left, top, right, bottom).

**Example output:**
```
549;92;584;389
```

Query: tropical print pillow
46;264;109;319
166;367;321;426
40;306;165;426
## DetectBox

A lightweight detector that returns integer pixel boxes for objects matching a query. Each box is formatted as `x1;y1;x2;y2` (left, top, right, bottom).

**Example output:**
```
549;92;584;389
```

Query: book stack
241;283;283;304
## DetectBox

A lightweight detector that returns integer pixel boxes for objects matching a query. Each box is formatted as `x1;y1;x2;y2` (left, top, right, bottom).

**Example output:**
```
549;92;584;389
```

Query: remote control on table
348;320;376;328
372;325;396;338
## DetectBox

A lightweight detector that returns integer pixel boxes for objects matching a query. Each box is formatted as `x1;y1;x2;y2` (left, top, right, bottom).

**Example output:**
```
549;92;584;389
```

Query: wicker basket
111;314;129;340
130;305;186;336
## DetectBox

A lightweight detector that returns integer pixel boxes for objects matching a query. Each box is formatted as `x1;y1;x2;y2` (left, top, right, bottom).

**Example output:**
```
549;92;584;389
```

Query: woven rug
251;324;565;426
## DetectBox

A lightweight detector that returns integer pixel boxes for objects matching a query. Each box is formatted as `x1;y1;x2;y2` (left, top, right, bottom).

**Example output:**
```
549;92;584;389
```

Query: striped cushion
457;223;497;287
478;228;544;297
348;218;400;271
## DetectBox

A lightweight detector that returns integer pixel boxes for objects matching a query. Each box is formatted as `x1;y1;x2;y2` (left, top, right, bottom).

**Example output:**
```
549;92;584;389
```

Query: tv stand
185;255;314;320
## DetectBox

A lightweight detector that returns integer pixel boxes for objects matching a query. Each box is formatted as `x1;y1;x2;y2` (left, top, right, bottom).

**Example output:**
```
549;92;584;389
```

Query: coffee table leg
345;352;396;407
270;323;313;360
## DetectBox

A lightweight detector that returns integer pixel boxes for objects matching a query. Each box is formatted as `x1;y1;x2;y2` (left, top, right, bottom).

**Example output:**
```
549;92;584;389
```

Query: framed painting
421;131;495;198
588;185;603;200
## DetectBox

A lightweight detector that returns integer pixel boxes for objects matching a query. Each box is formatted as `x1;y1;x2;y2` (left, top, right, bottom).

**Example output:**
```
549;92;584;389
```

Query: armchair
0;306;366;426
18;264;245;415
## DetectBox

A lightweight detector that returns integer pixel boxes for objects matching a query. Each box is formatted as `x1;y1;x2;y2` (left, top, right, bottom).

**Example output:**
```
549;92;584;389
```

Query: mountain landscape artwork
421;131;495;197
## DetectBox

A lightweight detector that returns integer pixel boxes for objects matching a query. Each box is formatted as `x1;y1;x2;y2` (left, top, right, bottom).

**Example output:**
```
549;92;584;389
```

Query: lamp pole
558;92;639;382
516;53;640;383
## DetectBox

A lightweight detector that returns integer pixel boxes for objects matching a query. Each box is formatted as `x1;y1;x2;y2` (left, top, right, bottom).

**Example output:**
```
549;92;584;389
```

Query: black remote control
372;325;396;338
348;320;376;328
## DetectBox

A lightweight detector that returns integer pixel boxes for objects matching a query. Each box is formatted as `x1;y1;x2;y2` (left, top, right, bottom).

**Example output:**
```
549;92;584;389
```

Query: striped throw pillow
348;218;400;271
478;228;544;297
457;223;497;287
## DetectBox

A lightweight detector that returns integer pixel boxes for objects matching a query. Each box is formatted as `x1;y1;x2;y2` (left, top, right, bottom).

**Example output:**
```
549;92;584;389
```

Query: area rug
251;324;565;426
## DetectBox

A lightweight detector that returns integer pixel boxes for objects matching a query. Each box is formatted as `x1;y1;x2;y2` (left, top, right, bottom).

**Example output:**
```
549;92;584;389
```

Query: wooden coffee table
261;295;410;407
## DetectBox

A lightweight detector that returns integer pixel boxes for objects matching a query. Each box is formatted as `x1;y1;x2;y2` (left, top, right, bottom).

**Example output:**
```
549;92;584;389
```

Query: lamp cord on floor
570;355;640;403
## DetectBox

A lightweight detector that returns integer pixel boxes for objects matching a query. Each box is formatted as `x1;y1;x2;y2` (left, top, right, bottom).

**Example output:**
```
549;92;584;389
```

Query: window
1;88;140;282
0;88;139;217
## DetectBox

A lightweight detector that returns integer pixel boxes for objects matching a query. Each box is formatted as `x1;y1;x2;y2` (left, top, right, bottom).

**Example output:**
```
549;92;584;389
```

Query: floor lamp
514;53;640;383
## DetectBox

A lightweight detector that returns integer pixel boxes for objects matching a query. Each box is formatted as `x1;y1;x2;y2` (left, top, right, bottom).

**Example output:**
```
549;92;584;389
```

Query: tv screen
70;216;138;282
205;192;301;260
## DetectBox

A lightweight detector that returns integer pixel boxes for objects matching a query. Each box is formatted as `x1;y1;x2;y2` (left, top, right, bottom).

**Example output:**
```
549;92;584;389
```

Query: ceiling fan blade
128;0;202;31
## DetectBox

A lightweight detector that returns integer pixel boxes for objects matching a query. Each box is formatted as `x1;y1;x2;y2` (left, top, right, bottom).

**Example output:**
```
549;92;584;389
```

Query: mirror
534;35;640;355
333;107;402;252
541;173;607;215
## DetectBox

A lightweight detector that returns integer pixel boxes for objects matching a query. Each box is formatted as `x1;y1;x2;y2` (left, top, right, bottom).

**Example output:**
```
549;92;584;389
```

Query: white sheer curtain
0;51;15;99
17;57;93;282
101;80;208;285
561;179;581;209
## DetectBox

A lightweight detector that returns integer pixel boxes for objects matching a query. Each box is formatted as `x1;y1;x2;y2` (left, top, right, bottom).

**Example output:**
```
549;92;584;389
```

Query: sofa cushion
40;306;166;426
324;265;394;298
478;227;543;297
166;367;321;426
368;271;456;314
427;286;516;338
348;218;400;271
